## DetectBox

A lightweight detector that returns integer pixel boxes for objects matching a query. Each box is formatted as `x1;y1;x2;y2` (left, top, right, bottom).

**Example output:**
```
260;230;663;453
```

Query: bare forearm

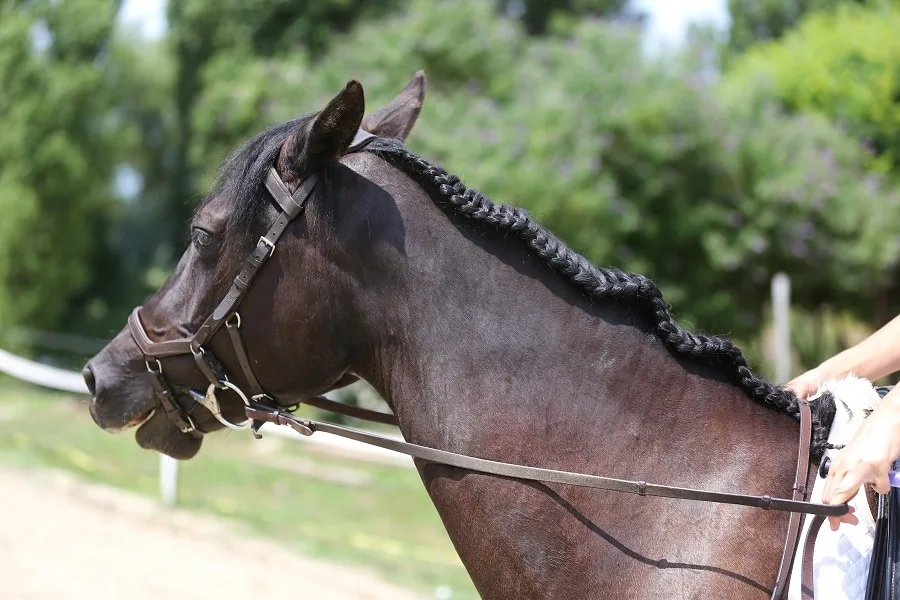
816;315;900;382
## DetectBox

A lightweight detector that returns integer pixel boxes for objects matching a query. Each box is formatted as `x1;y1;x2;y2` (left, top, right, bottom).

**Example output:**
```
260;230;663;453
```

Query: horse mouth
106;408;155;434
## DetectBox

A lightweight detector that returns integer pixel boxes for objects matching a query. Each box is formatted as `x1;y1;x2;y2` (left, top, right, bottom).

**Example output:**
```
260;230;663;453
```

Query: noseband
127;130;377;437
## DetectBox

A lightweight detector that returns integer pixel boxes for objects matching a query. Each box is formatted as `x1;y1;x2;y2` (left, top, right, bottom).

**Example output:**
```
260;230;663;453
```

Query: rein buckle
245;404;315;439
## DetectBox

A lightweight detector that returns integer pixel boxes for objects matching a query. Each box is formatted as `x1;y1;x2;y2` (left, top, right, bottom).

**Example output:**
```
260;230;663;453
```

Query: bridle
127;129;378;437
127;128;841;599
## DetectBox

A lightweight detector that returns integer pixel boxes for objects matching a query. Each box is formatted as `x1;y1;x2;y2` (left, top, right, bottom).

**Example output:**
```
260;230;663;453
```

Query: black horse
84;74;830;599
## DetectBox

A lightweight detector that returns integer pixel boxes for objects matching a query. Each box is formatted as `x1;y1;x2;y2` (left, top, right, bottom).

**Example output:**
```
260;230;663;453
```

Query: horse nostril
82;364;97;396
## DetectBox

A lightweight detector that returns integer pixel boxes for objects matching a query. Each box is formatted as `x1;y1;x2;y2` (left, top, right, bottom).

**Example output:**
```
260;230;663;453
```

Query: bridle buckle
258;235;276;257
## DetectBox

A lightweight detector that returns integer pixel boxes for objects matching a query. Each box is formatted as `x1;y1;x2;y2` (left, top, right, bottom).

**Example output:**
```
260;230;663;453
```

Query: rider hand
785;367;825;400
822;403;900;530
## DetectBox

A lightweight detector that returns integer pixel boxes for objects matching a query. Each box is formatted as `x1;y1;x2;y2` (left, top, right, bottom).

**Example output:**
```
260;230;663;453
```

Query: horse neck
340;155;798;468
333;154;801;599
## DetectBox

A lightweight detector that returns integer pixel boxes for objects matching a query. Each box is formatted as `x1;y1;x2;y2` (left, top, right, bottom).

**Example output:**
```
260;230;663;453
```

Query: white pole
771;272;791;383
159;455;178;507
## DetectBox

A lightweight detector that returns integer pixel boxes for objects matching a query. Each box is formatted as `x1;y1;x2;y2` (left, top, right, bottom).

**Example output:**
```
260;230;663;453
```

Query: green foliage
725;0;878;55
710;96;900;330
116;0;900;343
507;0;632;34
0;1;125;333
725;5;900;173
720;3;900;336
486;14;900;335
788;307;873;374
189;0;892;338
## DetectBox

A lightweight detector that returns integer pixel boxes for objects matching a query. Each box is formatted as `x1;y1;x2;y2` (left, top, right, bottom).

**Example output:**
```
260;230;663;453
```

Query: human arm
786;315;900;528
785;314;900;398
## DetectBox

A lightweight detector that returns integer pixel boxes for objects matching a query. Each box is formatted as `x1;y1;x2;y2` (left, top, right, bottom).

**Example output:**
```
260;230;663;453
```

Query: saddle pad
788;376;881;600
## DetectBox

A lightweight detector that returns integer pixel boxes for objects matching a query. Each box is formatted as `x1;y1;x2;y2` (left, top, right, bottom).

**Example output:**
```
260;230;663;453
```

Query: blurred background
2;0;900;598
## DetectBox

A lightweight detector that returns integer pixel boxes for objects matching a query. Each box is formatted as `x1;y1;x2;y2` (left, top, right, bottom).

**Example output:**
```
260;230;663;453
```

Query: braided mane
364;137;834;461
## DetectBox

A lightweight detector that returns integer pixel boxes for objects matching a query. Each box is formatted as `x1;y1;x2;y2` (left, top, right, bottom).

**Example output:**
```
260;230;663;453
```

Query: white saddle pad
788;375;882;600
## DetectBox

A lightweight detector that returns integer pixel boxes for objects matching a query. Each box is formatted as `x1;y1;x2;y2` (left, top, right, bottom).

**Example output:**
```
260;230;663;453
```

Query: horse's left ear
279;80;365;181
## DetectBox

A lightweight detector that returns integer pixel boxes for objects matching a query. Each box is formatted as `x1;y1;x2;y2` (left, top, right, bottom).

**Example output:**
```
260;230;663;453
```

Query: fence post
771;272;791;383
159;455;178;507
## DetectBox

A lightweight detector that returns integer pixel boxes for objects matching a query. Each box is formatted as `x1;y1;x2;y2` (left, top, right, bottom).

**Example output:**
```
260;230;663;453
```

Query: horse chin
134;409;203;460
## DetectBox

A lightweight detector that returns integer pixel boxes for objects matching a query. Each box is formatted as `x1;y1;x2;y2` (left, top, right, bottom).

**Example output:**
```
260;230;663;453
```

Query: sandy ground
0;466;425;600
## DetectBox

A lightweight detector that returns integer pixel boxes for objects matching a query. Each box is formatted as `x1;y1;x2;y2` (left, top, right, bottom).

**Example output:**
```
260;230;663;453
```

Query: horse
83;74;836;599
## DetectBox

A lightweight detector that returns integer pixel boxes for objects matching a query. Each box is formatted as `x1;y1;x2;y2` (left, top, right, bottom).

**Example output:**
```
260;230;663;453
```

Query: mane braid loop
365;138;834;461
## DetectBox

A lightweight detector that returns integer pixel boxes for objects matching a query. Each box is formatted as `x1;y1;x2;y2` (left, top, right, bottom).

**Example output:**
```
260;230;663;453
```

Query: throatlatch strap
265;170;319;219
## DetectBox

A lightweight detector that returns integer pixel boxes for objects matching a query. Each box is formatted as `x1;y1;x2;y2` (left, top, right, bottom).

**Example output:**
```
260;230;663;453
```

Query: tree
723;3;900;324
0;0;649;343
7;0;890;364
199;0;898;339
725;4;900;172
503;0;633;35
725;0;875;55
0;1;128;337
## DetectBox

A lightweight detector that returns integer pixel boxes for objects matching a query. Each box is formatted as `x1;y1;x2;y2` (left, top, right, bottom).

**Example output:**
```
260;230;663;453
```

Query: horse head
83;74;425;459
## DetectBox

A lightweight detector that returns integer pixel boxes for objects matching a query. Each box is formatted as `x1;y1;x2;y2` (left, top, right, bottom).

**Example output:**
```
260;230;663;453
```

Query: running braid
365;138;834;462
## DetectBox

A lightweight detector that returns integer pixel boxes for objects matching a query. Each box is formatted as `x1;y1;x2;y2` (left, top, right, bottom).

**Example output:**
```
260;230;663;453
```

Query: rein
249;396;832;599
247;400;842;516
129;129;844;598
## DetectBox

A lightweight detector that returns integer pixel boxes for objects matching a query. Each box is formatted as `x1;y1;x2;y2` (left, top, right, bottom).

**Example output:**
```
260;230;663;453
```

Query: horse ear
278;80;365;181
308;80;366;164
362;71;426;141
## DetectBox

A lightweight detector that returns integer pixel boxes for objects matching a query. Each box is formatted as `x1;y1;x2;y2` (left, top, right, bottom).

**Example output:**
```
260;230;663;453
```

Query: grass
0;376;478;599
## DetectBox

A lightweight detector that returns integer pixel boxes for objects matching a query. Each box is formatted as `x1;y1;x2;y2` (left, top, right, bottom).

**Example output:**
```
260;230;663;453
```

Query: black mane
364;137;835;460
206;121;833;459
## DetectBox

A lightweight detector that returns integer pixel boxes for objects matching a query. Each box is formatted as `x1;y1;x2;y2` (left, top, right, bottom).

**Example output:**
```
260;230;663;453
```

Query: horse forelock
203;117;309;278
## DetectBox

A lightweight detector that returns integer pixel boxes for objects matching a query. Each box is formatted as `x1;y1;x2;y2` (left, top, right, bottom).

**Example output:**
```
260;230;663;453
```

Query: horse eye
192;229;213;248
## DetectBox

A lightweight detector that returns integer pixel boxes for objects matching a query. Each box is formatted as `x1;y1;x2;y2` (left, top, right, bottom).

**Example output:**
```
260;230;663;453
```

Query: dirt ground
0;466;425;600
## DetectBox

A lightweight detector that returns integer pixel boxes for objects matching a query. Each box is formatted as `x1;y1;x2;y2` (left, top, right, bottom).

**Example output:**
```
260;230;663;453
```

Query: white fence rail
0;348;89;394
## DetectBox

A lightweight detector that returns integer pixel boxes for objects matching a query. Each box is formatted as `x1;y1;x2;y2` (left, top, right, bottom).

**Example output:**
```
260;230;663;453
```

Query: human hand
822;408;900;529
784;367;825;400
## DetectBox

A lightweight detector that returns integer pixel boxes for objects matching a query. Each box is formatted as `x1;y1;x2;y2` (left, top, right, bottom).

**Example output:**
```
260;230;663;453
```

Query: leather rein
128;130;844;599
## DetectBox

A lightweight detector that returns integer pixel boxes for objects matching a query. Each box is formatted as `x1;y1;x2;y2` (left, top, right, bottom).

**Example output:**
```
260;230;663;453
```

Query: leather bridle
127;128;841;598
128;129;378;437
